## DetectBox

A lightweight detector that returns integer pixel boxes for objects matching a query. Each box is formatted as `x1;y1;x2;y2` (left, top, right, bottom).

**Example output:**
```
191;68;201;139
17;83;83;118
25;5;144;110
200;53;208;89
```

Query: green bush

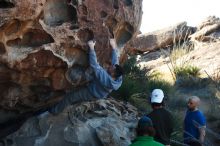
169;35;194;62
111;56;147;100
145;79;174;99
209;67;220;91
112;75;146;100
170;111;185;145
123;56;146;79
129;93;151;113
112;55;175;101
172;65;206;88
168;92;187;110
174;65;201;78
170;46;191;62
147;70;162;80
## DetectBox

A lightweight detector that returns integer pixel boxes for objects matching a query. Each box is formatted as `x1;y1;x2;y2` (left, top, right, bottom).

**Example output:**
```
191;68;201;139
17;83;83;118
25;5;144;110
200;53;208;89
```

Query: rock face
0;0;142;112
190;16;220;42
3;99;138;146
126;22;194;54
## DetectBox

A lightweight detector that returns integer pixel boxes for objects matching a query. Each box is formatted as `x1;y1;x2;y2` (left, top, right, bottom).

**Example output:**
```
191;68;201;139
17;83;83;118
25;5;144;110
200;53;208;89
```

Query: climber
49;38;123;114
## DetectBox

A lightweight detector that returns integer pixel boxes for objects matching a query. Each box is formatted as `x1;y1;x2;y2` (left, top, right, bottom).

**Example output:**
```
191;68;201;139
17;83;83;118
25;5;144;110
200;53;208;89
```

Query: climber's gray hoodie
87;48;122;99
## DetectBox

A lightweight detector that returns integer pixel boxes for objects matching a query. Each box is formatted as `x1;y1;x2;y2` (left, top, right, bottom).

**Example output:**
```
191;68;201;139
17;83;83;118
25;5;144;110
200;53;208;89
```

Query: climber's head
107;64;123;79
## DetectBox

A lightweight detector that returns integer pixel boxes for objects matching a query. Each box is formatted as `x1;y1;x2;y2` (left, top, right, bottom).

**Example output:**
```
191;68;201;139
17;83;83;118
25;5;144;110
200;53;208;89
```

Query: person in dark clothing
130;116;164;146
147;89;174;146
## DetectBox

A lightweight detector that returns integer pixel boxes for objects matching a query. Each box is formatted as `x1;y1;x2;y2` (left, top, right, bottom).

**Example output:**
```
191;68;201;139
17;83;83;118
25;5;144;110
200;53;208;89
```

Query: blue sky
140;0;220;33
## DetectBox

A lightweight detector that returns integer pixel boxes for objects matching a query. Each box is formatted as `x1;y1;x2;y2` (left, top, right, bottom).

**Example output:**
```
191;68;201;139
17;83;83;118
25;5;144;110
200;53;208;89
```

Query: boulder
190;16;220;42
0;0;142;113
126;22;194;54
3;99;139;146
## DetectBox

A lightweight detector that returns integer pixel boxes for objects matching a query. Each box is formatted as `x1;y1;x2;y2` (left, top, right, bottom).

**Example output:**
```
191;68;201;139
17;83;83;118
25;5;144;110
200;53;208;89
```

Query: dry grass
210;67;220;87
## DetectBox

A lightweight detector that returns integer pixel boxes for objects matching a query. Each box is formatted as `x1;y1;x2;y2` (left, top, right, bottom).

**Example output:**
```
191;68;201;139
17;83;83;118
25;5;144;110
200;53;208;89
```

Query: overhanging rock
0;0;142;113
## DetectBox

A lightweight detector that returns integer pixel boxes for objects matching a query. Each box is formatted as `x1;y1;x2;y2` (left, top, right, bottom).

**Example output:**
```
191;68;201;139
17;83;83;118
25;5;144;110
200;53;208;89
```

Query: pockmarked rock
0;0;142;114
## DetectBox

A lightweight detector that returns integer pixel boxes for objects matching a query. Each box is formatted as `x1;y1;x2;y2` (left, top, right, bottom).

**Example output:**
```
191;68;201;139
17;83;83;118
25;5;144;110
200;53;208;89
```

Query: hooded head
107;64;123;79
136;116;155;136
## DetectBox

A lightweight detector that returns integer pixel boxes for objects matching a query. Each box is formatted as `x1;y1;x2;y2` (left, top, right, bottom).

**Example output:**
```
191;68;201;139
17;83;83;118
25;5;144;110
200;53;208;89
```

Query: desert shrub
128;93;150;113
207;67;220;90
212;68;220;83
168;92;187;110
170;111;185;146
122;56;138;73
174;65;200;78
145;79;174;99
125;77;174;112
123;56;146;79
163;34;195;82
111;56;147;100
173;65;204;88
165;36;194;67
112;56;174;101
170;42;192;62
169;28;194;61
114;75;146;100
147;70;162;80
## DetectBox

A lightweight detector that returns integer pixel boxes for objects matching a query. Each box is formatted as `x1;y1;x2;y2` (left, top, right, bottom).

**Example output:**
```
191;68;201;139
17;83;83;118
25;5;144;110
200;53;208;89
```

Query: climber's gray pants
49;87;94;114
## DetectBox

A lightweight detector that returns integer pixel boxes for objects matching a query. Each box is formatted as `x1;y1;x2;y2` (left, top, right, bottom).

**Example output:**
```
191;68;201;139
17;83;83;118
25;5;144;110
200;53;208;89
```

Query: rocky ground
0;99;139;146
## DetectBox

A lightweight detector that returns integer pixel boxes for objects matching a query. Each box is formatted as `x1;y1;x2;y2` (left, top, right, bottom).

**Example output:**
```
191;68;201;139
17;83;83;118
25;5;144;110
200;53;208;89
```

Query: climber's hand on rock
88;40;96;50
109;38;118;50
